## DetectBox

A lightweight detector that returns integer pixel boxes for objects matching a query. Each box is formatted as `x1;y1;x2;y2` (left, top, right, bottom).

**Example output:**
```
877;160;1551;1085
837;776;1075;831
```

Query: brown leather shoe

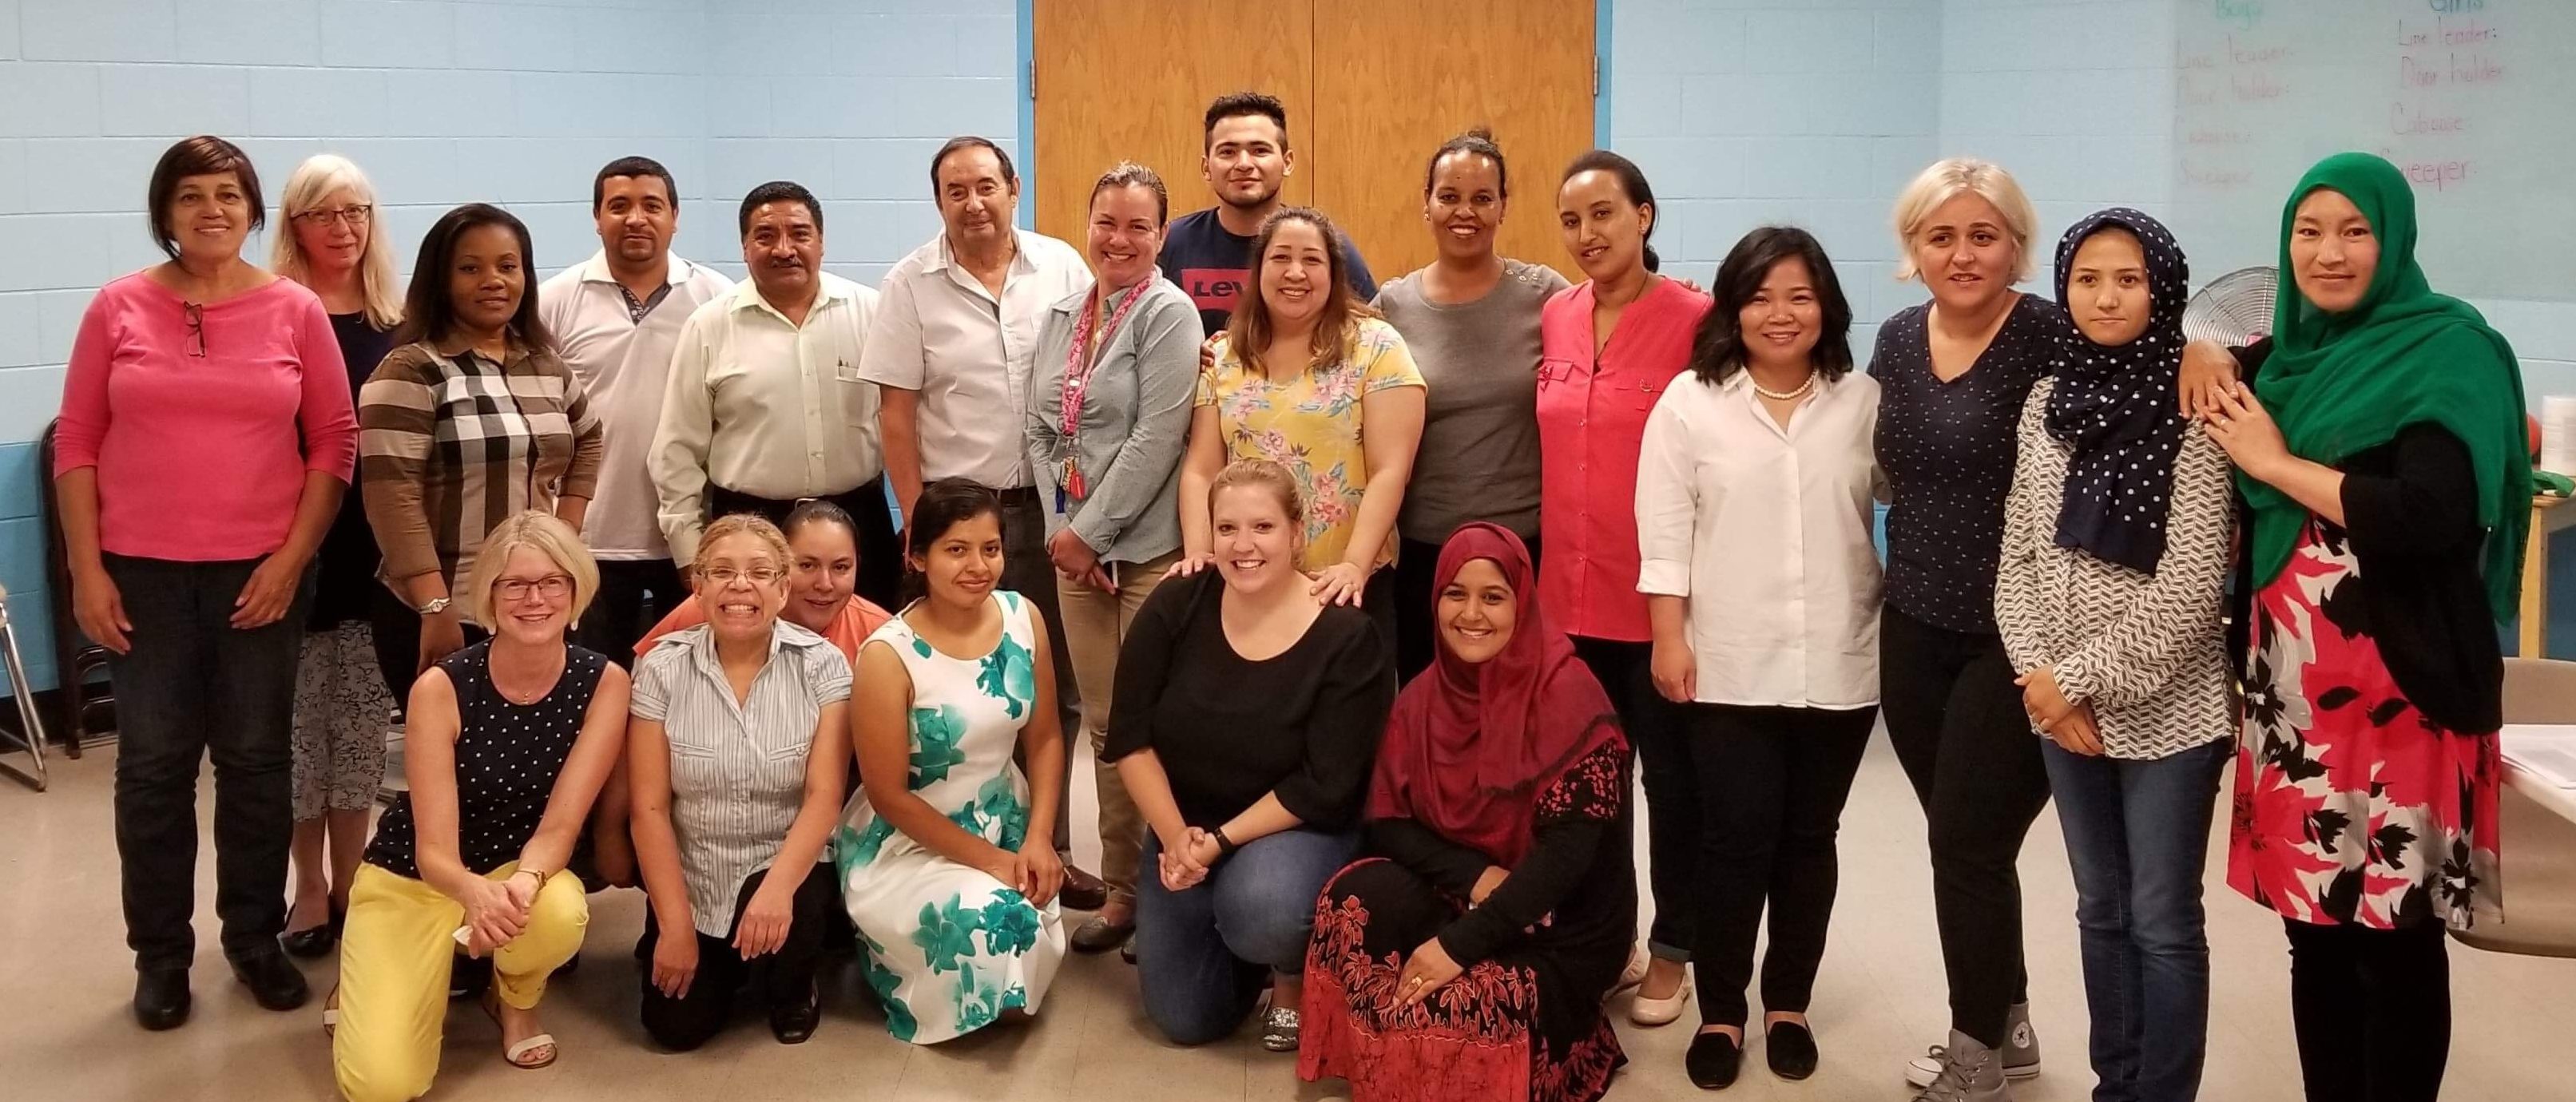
1059;866;1109;912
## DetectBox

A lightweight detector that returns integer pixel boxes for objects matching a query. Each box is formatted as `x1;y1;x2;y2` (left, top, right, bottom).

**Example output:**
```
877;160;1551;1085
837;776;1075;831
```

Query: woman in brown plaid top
362;204;605;681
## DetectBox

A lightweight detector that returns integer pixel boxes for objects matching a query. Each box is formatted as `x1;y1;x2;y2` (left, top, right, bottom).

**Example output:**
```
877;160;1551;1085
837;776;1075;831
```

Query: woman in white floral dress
838;479;1070;1045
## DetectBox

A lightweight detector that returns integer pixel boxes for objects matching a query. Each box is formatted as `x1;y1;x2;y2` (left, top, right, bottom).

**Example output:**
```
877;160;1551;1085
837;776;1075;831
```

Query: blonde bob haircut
269;153;404;330
692;513;793;578
462;511;600;629
1890;157;2039;283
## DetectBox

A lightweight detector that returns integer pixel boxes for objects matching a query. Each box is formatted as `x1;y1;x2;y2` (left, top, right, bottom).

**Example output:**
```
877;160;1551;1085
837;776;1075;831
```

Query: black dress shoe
1685;1029;1744;1090
230;950;312;1011
1765;1020;1819;1080
133;968;192;1031
770;989;822;1045
1058;866;1109;913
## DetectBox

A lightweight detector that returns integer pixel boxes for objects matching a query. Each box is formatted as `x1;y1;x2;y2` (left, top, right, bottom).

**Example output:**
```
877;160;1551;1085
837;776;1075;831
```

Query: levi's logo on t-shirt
1179;268;1249;315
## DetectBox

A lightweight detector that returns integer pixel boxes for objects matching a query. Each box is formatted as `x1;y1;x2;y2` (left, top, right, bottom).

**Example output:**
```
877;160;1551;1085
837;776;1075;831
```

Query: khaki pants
332;862;588;1102
1057;550;1177;906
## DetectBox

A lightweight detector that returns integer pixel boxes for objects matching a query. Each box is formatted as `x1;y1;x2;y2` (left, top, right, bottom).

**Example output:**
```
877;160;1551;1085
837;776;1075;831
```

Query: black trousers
103;553;310;970
1879;605;2051;1048
366;584;419;705
2284;918;2450;1102
1571;635;1691;960
708;478;903;612
1393;534;1540;683
637;863;838;1051
578;557;688;665
1685;703;1877;1026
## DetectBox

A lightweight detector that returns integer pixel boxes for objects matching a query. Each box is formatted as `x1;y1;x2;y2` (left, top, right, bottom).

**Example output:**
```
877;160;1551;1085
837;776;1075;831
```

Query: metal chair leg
0;589;51;792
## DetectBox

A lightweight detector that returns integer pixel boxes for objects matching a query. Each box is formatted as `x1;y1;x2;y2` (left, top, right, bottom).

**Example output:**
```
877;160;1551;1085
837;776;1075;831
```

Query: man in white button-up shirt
859;137;1102;910
650;180;899;608
541;157;736;660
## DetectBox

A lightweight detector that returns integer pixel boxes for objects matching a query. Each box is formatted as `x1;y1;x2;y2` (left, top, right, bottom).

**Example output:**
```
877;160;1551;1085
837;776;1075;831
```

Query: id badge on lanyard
1059;283;1148;503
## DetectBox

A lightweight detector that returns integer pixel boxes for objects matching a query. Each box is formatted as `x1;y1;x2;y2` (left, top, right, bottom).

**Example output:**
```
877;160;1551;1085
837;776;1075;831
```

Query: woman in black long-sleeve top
1299;522;1633;1102
2201;153;2528;1102
1105;458;1397;1051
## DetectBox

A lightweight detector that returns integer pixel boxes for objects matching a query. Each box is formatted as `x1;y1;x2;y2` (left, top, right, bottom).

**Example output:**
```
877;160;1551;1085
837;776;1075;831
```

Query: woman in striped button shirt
626;514;854;1049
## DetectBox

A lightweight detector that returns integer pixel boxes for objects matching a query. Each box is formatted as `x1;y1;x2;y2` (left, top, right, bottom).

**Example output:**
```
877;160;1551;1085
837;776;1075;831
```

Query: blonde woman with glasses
330;513;628;1100
272;154;407;960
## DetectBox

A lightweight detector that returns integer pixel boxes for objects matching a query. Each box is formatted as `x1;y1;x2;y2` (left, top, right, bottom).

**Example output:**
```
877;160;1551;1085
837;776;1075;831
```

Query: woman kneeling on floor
1300;522;1635;1101
629;513;853;1049
331;513;628;1101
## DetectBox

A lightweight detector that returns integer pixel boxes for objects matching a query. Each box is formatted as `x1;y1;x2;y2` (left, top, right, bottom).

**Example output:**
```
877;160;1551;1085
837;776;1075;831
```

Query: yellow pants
332;862;588;1102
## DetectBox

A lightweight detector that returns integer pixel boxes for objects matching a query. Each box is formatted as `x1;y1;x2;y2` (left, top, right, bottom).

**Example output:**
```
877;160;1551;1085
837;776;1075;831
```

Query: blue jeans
2042;738;2229;1102
1133;827;1355;1045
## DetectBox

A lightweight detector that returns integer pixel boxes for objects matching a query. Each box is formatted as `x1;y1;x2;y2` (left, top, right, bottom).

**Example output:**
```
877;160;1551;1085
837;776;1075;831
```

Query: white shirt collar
573;249;706;289
923;229;1038;278
727;271;843;320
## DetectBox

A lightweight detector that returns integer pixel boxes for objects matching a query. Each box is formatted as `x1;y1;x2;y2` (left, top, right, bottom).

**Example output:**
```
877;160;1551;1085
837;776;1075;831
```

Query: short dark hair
929;136;1018;197
1424;126;1507;198
393;203;555;354
1203;92;1289;151
1562;149;1662;273
781;498;859;543
738;180;823;237
591;156;677;216
147;135;264;260
1688;225;1855;386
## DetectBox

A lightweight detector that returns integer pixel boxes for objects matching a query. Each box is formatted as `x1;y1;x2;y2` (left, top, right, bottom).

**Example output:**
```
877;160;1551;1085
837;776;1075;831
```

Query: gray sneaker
1906;1004;2040;1085
1909;1029;2008;1102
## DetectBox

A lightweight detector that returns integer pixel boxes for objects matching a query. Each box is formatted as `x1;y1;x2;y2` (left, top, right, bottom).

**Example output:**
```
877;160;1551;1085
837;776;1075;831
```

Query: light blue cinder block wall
0;0;1018;696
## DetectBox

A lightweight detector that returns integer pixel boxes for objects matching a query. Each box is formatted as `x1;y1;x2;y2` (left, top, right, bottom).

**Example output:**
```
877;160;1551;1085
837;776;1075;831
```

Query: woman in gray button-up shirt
1023;163;1205;953
626;514;853;1050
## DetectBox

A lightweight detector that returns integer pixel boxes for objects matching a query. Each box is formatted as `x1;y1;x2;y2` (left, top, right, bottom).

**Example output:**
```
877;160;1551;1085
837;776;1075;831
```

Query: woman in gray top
1991;209;2232;1102
1024;162;1205;953
1374;129;1572;680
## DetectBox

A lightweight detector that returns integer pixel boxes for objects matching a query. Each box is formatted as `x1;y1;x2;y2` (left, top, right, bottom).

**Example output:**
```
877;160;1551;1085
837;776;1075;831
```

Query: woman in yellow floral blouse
1177;207;1427;644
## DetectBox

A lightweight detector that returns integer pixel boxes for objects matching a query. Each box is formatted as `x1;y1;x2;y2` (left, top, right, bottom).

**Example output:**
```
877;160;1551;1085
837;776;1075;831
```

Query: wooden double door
1032;0;1598;283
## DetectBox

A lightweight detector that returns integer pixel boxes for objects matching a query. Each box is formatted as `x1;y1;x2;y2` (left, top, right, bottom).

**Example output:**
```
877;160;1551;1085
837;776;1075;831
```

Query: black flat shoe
1765;1020;1819;1080
770;989;822;1045
230;951;311;1011
1685;1029;1744;1090
133;968;192;1031
281;906;342;958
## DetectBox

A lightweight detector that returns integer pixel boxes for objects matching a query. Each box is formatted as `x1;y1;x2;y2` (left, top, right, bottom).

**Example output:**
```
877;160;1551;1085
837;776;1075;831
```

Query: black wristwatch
1212;826;1241;858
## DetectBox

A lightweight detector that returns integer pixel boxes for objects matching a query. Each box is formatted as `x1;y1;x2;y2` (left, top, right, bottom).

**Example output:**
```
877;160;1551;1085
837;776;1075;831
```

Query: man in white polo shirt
651;180;897;606
861;136;1105;911
540;156;734;661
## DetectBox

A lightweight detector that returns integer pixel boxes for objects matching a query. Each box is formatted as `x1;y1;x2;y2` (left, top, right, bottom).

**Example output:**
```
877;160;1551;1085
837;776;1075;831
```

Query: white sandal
480;988;558;1069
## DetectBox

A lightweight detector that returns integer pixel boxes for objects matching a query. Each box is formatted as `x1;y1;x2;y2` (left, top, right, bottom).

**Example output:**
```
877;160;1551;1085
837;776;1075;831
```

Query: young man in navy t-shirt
1157;91;1377;338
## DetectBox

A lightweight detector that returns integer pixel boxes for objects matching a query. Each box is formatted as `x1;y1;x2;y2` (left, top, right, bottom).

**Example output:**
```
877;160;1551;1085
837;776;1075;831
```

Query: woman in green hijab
2201;151;2526;1102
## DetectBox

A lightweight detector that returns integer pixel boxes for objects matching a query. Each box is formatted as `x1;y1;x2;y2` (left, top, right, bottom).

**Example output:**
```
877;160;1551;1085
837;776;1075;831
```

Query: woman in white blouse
1634;227;1882;1089
627;513;853;1051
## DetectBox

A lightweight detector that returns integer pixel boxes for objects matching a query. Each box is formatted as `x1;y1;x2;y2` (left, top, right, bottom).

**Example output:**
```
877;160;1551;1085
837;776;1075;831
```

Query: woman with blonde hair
330;512;629;1100
272;153;407;959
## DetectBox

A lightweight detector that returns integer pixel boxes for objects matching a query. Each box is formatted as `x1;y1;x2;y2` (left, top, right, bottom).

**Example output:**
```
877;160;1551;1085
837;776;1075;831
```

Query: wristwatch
1213;826;1241;858
416;596;451;616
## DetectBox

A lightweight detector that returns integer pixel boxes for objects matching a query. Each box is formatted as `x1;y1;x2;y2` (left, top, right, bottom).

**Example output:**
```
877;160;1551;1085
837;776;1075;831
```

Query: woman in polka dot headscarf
1994;208;2237;1102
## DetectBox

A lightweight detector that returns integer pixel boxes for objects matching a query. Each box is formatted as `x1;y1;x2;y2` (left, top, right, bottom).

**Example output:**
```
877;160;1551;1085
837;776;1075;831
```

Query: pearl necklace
1751;370;1818;402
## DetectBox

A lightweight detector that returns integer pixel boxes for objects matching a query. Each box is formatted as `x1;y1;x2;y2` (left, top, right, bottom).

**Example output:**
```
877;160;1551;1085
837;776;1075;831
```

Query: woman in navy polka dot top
331;513;631;1097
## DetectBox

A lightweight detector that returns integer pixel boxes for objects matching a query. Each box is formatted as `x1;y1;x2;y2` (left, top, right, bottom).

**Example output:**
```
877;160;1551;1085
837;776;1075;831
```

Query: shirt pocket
834;362;875;428
1536;357;1581;390
1628;374;1671;413
758;729;814;795
664;737;722;803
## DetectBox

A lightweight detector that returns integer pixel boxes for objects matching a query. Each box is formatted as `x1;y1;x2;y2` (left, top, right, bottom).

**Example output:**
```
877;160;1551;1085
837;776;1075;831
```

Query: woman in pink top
52;136;359;1030
1537;149;1711;1026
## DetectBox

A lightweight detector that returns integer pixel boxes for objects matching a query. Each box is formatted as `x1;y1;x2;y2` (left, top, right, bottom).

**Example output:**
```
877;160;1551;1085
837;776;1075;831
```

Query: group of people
50;81;2526;1102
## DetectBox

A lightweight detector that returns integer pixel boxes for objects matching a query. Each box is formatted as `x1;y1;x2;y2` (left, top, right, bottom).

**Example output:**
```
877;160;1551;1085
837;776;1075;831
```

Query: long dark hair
1561;149;1661;273
393;203;554;353
1225;207;1373;377
1688;226;1854;386
899;478;1005;605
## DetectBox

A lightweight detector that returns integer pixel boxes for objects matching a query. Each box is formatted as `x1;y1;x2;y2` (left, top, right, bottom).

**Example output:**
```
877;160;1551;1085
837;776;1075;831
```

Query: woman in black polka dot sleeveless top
331;513;631;1098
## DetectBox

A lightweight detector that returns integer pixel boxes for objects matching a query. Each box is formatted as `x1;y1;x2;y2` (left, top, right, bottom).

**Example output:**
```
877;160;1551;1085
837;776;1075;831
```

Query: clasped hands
1156;826;1226;891
2017;665;2103;756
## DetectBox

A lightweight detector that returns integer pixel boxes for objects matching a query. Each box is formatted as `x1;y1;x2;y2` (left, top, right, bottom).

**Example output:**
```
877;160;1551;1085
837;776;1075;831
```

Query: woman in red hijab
1298;523;1636;1102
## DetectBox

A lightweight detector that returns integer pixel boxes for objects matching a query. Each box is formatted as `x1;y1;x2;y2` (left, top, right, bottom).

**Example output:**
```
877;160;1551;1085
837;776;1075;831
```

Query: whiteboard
2169;0;2574;303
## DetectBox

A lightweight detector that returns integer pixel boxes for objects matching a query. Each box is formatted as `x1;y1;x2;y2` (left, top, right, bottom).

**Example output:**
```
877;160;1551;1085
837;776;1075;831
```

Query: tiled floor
3;731;2570;1100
